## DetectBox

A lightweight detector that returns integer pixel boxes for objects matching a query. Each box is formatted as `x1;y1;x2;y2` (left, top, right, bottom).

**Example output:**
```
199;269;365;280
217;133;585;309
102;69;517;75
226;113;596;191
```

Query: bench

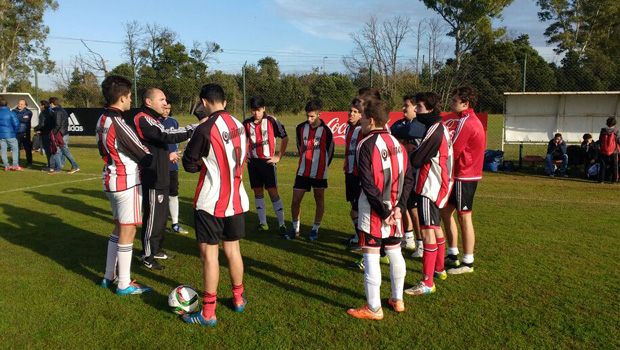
523;155;563;169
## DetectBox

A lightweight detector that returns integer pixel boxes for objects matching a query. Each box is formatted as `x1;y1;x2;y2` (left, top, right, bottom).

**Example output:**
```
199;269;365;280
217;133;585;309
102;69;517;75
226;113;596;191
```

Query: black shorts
417;196;441;229
406;189;419;209
248;159;278;189
358;231;401;249
169;171;179;197
345;173;361;202
448;180;478;213
195;210;245;245
293;175;328;191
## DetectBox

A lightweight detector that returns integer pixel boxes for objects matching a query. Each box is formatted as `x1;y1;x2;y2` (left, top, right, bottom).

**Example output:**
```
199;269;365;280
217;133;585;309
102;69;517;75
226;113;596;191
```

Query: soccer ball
168;285;200;315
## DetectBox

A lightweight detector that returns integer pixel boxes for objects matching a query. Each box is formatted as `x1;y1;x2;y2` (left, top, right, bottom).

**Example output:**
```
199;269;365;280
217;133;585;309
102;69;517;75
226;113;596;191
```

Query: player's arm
296;124;302;154
182;125;210;174
138;115;197;144
114;117;153;167
268;117;288;164
411;127;442;169
560;140;567;154
396;152;414;212
357;141;391;220
325;128;335;165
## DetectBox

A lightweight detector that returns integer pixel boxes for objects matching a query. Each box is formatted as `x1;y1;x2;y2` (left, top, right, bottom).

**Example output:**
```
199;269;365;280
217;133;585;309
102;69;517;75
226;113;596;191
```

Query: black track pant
141;187;169;263
16;133;32;165
599;153;618;183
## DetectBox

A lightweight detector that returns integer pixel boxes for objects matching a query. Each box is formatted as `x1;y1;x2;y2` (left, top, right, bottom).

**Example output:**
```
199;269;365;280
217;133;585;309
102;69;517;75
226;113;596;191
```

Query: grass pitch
0;113;618;349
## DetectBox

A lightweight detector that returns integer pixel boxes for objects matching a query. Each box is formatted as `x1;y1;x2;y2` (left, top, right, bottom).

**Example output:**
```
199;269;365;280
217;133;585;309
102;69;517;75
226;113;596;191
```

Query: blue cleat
233;295;247;312
182;311;217;326
308;229;318;241
116;281;152;296
101;277;118;288
285;229;298;240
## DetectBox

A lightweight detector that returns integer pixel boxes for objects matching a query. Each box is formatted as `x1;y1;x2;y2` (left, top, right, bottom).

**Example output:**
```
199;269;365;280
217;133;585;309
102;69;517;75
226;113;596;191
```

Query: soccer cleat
411;248;424;258
154;251;175;260
388;298;405;313
26;163;32;169
308;229;319;241
404;281;436;295
143;259;165;270
101;277;118;288
444;256;460;268
10;166;24;171
4;167;9;171
182;311;217;326
347;304;384;320
279;225;287;236
379;255;390;265
348;257;364;269
434;270;448;280
256;223;269;232
233;294;247;312
401;237;416;250
68;168;80;174
171;224;189;234
116;280;153;296
447;265;474;275
285;229;299;240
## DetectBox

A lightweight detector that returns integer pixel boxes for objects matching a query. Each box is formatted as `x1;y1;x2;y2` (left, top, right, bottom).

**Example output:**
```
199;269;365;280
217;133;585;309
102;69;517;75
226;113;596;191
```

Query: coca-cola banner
323;111;488;145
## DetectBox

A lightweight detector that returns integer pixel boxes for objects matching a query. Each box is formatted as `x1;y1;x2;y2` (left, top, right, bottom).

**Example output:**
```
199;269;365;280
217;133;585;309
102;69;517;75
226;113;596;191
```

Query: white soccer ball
168;285;200;315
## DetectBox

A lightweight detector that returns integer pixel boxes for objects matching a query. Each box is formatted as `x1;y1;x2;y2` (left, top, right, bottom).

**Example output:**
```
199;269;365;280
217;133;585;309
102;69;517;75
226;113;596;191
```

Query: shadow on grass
0;203;182;313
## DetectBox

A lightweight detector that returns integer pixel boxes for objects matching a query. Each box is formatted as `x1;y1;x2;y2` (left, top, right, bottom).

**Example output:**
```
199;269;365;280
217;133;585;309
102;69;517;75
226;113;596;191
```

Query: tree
65;67;102;108
0;0;58;92
421;0;514;70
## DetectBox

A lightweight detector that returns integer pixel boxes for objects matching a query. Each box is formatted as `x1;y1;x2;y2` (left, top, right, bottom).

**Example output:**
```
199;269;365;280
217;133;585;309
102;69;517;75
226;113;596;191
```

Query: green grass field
0;112;618;350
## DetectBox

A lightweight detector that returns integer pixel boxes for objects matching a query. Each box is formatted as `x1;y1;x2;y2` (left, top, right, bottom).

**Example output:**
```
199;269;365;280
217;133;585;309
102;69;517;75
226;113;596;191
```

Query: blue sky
39;0;555;89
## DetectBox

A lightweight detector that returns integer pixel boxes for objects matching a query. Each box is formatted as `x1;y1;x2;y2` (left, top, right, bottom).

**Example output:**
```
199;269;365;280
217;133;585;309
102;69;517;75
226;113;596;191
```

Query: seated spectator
546;133;568;178
597;117;620;183
581;133;599;173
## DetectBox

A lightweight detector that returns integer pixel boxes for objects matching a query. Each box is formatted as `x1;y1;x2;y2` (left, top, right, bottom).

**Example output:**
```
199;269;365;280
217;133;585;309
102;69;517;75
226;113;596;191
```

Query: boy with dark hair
440;86;485;275
405;91;454;295
545;133;569;178
243;96;289;235
581;133;598;174
182;83;249;326
288;99;334;241
598;117;620;183
347;97;413;320
97;75;154;295
134;87;199;270
342;98;363;248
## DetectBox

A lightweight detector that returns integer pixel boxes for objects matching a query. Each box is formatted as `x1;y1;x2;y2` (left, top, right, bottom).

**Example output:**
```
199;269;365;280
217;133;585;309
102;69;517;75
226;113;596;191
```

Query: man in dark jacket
48;97;79;174
12;99;33;168
34;100;53;171
134;88;201;270
546;133;568;177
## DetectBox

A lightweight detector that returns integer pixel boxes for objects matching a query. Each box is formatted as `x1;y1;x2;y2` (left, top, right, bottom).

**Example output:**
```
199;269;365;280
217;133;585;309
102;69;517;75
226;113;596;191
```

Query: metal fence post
242;62;247;119
369;65;373;87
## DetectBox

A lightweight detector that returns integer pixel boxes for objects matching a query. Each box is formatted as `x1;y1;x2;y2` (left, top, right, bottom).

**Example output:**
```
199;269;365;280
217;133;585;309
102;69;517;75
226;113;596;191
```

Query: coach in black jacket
134;88;201;270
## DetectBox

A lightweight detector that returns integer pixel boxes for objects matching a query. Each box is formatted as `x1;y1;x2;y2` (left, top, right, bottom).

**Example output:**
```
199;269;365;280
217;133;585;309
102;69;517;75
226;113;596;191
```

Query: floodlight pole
133;64;138;108
522;53;527;92
34;69;39;103
242;62;247;119
370;65;373;87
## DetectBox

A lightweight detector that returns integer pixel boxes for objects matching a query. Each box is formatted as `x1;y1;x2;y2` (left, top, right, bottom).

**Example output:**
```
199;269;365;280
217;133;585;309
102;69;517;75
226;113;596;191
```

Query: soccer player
287;99;334;241
135;88;199;270
440;86;485;275
243;96;289;235
97;75;154;295
404;92;453;296
342;98;363;248
181;83;249;326
159;102;189;234
390;95;426;257
347;97;413;320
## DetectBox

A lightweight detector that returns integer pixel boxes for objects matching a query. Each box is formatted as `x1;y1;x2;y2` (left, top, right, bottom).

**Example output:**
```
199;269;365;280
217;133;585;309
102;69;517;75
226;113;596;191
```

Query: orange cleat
347;304;384;320
388;298;405;312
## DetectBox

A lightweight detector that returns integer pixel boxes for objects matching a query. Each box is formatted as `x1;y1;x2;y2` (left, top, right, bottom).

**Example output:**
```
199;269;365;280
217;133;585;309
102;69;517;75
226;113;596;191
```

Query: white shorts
106;185;142;225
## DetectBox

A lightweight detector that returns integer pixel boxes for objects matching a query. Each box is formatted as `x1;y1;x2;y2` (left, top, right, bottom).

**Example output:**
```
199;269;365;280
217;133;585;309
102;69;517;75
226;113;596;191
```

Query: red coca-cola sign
322;111;488;145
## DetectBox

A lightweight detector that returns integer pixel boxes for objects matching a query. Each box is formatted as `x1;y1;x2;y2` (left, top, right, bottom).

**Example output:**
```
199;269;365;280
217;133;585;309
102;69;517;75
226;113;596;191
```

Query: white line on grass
0;176;100;195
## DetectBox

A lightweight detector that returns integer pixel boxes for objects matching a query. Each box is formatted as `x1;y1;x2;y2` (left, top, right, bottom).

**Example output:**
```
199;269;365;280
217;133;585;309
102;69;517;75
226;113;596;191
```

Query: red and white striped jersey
411;120;454;208
243;114;287;159
182;110;249;217
356;130;414;239
295;120;334;179
452;108;486;181
343;123;362;175
96;107;152;193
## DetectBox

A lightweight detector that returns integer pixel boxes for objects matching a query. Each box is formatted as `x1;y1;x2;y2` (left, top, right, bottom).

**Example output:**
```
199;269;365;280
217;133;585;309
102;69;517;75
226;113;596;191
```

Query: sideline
0;176;100;195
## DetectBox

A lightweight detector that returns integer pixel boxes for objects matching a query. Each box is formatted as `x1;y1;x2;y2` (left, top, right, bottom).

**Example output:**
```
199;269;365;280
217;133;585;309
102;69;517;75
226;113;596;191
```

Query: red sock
202;292;217;318
232;284;244;303
435;237;446;272
422;244;438;287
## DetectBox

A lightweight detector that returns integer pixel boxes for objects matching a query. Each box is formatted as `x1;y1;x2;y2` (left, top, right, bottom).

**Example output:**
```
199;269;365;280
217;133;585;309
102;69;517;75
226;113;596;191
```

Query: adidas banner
64;108;141;135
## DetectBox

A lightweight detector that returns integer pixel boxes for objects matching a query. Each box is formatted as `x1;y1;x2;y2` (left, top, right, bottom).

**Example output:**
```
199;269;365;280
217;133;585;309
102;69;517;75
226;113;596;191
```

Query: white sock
255;197;267;225
312;221;321;232
271;197;285;226
462;254;474;265
447;247;459;256
292;219;300;232
169;195;179;225
363;253;382;312
417;240;424;250
386;248;406;301
404;231;414;239
117;243;133;289
104;234;118;281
